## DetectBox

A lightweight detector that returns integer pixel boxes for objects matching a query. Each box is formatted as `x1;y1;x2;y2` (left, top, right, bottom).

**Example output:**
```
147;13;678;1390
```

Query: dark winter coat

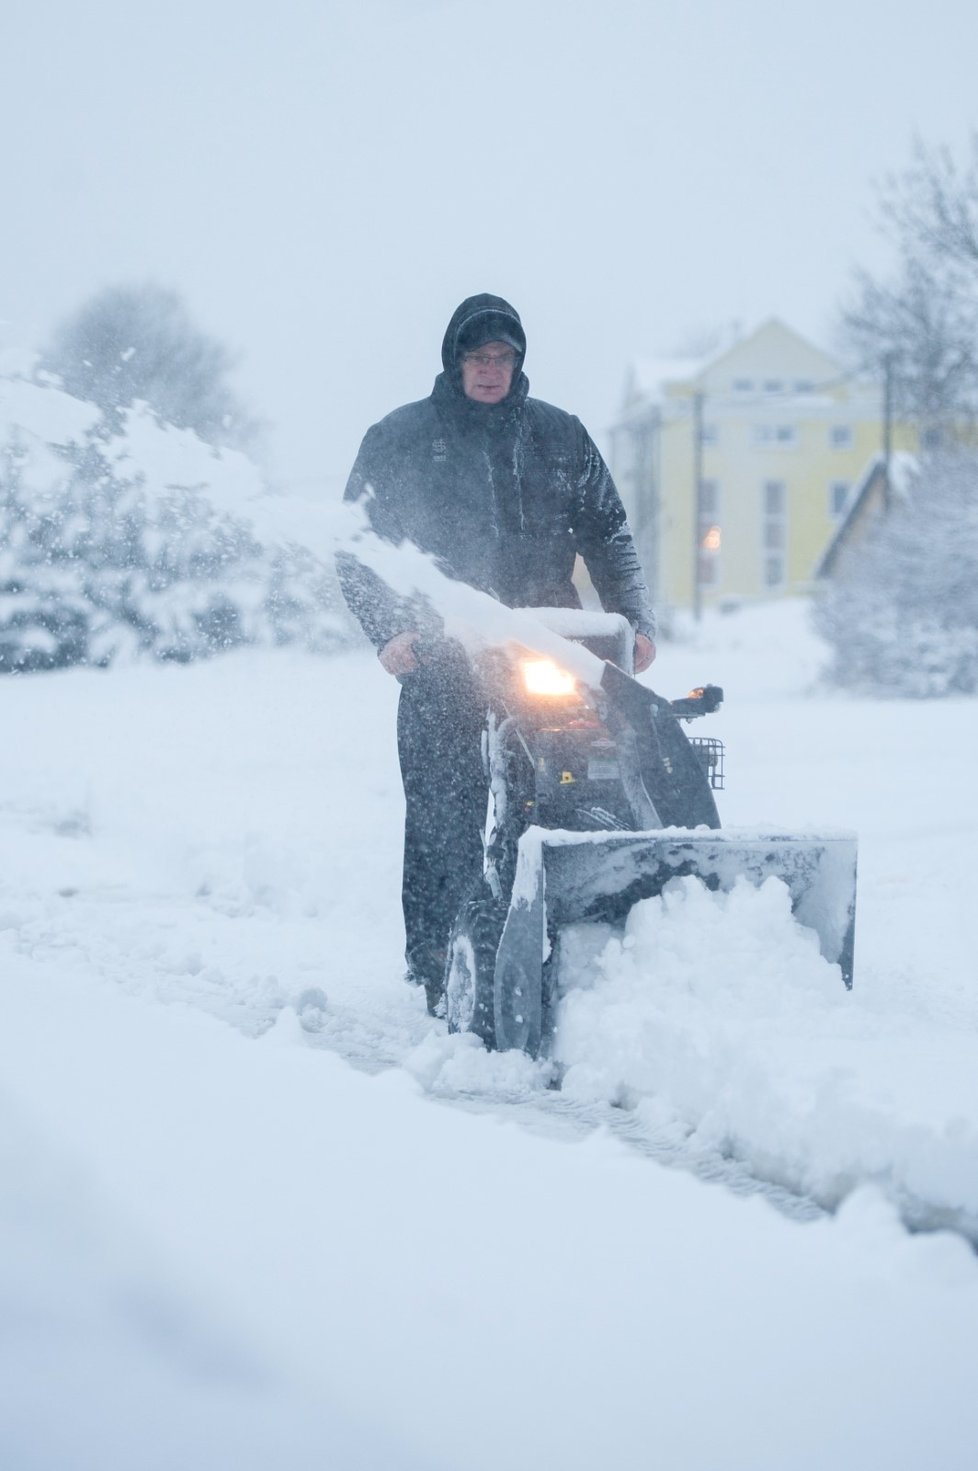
338;294;654;649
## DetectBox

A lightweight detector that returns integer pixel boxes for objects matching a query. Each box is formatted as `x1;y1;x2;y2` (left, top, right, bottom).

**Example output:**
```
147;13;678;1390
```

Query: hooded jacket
339;293;655;648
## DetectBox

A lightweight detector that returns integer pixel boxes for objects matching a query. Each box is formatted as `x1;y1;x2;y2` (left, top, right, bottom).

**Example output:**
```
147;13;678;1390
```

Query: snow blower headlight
520;658;578;698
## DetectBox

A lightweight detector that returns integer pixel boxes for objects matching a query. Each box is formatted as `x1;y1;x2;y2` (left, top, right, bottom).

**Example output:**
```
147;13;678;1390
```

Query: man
339;293;655;1014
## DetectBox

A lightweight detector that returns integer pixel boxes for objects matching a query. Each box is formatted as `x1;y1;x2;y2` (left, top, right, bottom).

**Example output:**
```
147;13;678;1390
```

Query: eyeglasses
462;350;519;370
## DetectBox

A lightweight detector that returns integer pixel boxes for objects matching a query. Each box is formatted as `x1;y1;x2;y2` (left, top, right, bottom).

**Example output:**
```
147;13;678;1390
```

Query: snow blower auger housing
444;611;857;1056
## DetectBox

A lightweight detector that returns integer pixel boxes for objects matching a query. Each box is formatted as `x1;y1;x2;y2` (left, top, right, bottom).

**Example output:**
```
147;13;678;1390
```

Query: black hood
440;293;527;375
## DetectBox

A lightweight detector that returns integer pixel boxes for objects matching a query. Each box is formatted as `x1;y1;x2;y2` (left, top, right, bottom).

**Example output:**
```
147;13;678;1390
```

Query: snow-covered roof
816;451;919;578
619;318;849;417
626;355;709;404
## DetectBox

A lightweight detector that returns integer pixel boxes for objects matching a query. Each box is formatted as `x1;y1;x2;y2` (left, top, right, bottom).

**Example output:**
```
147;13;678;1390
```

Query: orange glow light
521;659;577;697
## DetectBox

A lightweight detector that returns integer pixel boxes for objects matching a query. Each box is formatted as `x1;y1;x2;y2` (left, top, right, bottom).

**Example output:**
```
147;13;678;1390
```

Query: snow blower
445;610;857;1056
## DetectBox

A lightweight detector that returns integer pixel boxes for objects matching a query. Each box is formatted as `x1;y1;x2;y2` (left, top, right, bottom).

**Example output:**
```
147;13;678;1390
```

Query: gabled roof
697;317;841;387
621;355;709;409
620;317;847;414
815;451;918;578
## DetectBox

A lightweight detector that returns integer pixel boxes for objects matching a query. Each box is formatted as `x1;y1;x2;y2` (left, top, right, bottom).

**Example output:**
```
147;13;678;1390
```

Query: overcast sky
2;0;977;490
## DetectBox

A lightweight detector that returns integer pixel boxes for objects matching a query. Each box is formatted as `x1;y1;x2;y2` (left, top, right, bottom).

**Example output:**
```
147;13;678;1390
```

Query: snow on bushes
814;451;978;697
0;375;352;673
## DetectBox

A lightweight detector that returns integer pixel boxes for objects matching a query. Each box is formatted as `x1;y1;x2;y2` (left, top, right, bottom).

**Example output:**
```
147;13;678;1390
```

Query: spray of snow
205;474;612;684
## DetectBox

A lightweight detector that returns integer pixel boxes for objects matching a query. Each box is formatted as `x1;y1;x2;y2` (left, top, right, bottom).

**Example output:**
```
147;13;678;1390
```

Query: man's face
460;341;518;404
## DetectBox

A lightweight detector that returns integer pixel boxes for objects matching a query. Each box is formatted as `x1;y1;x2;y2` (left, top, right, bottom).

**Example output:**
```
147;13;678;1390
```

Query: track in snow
304;989;827;1227
302;985;978;1248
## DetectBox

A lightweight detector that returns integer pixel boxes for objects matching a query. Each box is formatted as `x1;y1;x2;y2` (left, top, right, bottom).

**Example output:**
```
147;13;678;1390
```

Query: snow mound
556;876;978;1229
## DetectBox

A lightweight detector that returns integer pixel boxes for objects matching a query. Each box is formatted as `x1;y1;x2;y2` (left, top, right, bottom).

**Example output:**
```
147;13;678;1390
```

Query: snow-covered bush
0;376;353;674
814;451;978;697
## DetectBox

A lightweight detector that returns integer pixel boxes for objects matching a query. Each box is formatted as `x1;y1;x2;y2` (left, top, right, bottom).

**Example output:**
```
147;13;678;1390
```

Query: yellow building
608;319;916;616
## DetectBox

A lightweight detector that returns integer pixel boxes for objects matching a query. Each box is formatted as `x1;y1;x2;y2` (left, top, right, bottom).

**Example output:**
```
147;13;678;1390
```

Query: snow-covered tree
842;134;978;442
0;439;92;672
0;376;352;674
38;284;259;450
814;451;978;697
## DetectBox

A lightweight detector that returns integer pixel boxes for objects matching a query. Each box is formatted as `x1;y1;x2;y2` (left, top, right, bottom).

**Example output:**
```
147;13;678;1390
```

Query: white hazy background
2;0;977;489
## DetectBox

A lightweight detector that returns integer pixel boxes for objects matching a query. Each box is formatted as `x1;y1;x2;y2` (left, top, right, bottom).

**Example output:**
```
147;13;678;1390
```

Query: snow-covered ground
3;598;978;1470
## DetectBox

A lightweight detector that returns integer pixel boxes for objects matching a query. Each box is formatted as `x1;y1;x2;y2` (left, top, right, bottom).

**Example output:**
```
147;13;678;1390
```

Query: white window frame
762;480;787;588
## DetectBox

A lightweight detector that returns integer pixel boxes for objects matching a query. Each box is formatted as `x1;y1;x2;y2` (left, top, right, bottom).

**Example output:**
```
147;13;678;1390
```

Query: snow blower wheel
445;894;505;1049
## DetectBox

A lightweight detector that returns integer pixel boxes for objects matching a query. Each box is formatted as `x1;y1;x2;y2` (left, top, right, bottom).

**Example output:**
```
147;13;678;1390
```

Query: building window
830;481;850;517
830;424;853;448
764;480;786;515
764;555;785;588
794;379;816;393
763;379;784;393
697;480;722;589
754;424;797;447
733;378;753;392
762;481;786;588
698;523;721;586
700;422;718;446
698;550;720;586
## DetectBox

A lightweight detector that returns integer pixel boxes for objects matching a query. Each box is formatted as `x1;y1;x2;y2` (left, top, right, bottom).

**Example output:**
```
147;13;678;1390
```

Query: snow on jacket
338;294;655;650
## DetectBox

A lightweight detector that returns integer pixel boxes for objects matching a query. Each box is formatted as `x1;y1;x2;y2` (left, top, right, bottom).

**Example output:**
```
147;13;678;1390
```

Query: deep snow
3;598;978;1470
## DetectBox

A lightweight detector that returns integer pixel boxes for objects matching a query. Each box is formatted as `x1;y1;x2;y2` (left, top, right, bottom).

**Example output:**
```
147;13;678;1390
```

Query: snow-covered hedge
814;451;978;698
0;376;353;673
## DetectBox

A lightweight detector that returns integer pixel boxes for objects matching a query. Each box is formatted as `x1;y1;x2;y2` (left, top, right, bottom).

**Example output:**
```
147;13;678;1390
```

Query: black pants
396;646;487;989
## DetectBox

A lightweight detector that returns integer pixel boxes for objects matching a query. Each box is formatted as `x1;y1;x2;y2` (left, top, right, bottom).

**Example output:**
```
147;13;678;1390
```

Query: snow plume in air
327;495;611;686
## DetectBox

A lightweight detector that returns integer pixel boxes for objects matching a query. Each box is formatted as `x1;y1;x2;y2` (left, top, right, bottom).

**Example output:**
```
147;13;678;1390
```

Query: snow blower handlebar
666;684;724;720
408;629;723;724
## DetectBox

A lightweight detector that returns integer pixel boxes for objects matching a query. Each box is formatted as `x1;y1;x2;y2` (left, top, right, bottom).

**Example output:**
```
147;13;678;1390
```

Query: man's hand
633;632;656;673
378;631;422;676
